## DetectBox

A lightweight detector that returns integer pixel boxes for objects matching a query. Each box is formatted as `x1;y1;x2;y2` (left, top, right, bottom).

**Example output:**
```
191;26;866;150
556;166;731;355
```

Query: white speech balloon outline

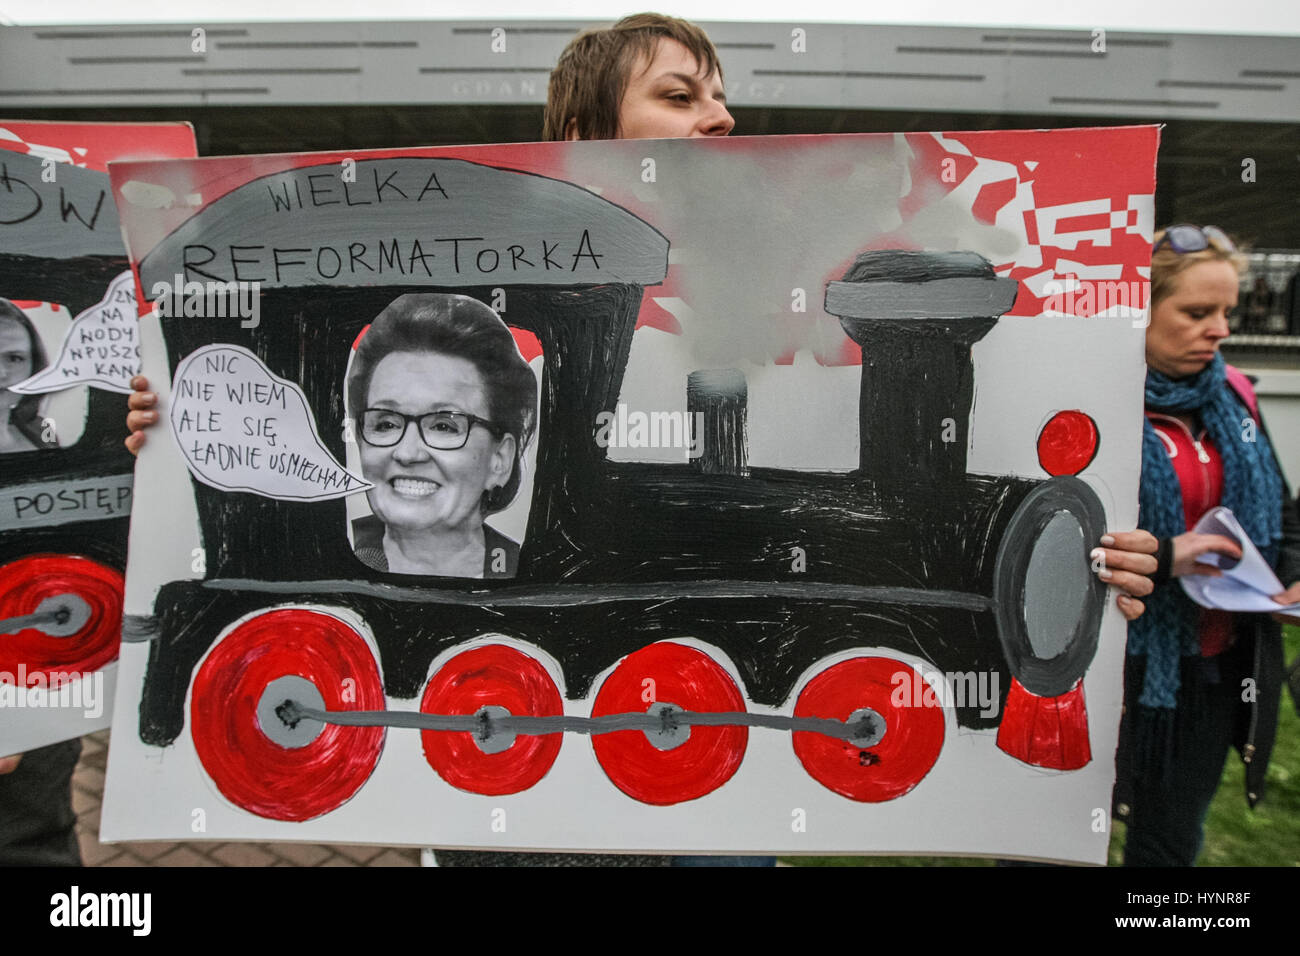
170;343;372;502
9;270;139;395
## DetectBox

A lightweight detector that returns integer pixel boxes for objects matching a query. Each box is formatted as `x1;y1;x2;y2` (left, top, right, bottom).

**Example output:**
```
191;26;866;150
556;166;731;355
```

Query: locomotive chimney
687;368;748;476
824;250;1017;482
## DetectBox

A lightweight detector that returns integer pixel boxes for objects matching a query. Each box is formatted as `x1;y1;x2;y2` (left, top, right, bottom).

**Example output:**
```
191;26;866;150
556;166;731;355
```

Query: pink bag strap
1225;363;1261;421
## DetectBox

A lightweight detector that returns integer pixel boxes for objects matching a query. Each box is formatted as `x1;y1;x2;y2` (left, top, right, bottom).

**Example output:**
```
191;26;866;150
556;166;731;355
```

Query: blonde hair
1150;226;1247;306
543;13;723;142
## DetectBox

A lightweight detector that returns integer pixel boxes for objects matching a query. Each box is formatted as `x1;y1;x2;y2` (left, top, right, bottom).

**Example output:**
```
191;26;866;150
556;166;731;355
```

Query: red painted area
1023;207;1040;247
591;642;746;805
1000;134;1157;318
971;177;1017;225
1037;410;1099;476
634;297;683;335
420;644;563;795
0;555;122;681
104;126;1158;363
1056;212;1112;234
897;135;977;221
877;128;1160;320
996;677;1091;770
0;121;196;173
350;323;541;363
510;328;544;364
190;609;385;822
793;657;944;802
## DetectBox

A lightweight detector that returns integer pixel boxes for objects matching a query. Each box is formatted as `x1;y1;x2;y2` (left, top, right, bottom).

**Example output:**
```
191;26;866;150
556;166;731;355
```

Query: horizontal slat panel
0;19;1291;121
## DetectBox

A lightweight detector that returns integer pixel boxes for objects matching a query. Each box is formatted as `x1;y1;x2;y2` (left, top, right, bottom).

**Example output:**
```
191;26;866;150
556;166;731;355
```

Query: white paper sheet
1181;507;1300;619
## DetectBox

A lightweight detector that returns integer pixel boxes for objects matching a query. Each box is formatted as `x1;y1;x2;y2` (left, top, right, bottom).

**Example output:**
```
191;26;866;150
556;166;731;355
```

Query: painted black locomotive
123;156;1110;819
0;150;132;744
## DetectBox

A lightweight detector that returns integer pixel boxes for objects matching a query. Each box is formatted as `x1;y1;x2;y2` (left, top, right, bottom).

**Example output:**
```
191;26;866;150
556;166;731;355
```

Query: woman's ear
488;433;518;490
564;117;580;141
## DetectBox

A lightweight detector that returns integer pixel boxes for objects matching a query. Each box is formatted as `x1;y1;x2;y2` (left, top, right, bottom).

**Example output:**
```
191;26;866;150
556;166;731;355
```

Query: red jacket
1145;410;1234;655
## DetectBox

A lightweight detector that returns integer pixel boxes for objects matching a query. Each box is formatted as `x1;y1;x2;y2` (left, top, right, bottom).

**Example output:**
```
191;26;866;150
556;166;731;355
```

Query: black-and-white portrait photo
0;298;57;453
345;293;539;578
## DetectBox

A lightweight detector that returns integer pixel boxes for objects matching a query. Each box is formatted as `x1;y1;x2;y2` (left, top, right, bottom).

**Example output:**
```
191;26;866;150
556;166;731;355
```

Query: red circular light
1037;410;1099;476
191;608;385;822
420;644;564;795
793;657;944;802
0;555;122;681
591;643;747;806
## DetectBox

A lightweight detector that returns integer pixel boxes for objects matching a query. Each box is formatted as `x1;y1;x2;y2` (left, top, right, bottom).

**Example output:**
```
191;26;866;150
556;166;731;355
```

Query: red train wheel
420;645;563;795
0;555;123;683
591;642;747;806
191;608;385;822
793;657;944;802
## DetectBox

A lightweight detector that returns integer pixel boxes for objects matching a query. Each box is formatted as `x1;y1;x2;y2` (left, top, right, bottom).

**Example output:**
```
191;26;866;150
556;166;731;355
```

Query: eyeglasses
360;408;503;450
1152;224;1237;255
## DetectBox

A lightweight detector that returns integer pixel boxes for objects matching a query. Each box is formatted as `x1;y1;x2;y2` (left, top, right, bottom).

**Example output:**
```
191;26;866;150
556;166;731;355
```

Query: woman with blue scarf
1115;225;1300;866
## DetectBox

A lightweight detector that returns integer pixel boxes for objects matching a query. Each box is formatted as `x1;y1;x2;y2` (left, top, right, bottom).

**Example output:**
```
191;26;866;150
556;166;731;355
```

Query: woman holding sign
345;293;535;579
1115;224;1300;866
121;12;1167;868
0;299;55;453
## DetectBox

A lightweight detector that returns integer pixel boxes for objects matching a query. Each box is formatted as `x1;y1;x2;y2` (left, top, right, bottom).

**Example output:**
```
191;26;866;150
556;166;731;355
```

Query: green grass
784;625;1300;867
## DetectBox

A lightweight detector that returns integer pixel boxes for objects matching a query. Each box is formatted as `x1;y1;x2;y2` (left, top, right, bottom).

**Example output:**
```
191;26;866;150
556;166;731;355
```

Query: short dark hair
543;13;723;141
347;293;537;514
0;298;53;450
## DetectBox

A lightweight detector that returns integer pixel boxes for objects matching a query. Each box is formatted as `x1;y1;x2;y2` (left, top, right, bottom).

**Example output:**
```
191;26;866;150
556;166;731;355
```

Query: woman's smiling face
360;350;514;538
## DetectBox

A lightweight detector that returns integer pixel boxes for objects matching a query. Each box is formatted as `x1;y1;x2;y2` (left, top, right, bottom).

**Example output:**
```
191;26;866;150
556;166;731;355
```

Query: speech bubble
10;271;139;395
170;344;371;502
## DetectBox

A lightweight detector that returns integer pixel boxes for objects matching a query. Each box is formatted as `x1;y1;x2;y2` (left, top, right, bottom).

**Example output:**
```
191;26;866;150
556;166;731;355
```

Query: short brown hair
543;13;723;142
1150;227;1248;307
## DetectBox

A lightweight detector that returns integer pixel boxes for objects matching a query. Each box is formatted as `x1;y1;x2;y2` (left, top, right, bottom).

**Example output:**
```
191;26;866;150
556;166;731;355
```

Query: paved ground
72;729;420;867
72;729;793;867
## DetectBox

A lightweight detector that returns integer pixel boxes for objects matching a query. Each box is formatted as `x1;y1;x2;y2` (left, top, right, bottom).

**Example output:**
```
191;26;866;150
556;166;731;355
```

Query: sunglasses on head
1152;224;1237;255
